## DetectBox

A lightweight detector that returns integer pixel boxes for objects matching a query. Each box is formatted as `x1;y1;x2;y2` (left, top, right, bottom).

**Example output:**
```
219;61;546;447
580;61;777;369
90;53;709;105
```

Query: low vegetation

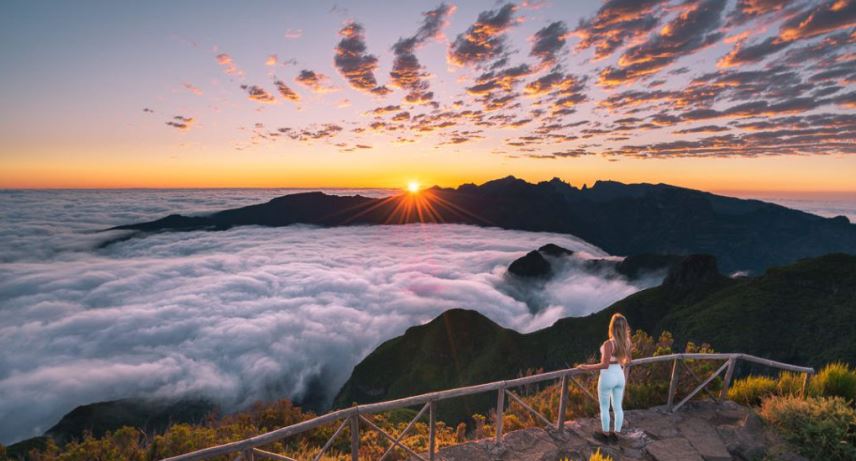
726;363;856;461
760;396;856;461
810;362;856;402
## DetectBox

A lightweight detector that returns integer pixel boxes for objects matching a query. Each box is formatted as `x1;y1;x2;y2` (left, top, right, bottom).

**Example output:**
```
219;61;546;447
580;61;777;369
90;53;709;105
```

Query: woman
578;313;632;443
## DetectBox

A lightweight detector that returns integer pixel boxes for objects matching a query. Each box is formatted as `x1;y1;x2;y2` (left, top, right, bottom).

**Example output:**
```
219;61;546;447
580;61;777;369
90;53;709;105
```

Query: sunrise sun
407;181;420;193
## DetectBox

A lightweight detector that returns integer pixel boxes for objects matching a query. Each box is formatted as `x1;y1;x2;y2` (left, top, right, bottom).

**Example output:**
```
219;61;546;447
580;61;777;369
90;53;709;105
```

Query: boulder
662;254;724;291
538;243;574;257
508;251;552;278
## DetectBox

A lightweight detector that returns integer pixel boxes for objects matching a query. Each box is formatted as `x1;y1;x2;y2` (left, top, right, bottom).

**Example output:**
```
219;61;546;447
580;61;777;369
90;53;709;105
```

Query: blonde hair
608;313;632;365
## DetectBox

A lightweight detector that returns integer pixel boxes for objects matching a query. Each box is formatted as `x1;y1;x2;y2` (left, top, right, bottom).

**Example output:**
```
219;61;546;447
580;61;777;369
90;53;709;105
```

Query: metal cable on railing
160;352;814;461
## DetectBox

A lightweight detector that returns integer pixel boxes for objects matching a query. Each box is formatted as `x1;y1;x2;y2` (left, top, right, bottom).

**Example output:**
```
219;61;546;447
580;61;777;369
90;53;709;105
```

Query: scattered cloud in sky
334;22;391;95
274;79;300;103
448;3;518;67
240;84;277;104
719;0;856;67
599;0;728;86
530;21;569;68
390;3;456;105
183;82;204;96
165;115;194;131
295;69;339;93
215;52;243;77
574;0;664;60
284;28;303;39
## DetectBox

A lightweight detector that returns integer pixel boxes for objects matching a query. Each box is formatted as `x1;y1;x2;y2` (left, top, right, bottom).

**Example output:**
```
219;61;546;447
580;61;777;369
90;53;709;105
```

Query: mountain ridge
106;177;856;274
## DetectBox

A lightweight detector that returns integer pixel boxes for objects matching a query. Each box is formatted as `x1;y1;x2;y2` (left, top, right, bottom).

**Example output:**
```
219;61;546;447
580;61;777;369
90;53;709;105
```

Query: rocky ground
423;400;804;461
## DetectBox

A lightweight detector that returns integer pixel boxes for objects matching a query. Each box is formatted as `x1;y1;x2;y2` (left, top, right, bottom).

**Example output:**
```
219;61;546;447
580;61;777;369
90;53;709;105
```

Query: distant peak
483;175;523;184
663;255;723;290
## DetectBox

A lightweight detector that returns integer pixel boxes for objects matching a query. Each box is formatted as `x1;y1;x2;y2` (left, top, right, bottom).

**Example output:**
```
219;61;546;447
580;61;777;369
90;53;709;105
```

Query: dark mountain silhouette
334;253;856;422
106;177;856;273
507;250;552;277
45;399;216;444
6;399;216;458
506;244;682;280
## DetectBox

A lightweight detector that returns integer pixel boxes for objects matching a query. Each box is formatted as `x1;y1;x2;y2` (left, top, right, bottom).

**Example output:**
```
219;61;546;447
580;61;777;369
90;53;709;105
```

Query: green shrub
810;362;856;402
776;371;803;397
625;382;668;410
728;375;777;406
760;395;856;461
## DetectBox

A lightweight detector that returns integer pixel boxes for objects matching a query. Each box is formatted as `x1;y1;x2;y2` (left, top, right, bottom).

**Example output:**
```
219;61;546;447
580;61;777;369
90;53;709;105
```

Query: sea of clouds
2;189;854;445
0;189;658;444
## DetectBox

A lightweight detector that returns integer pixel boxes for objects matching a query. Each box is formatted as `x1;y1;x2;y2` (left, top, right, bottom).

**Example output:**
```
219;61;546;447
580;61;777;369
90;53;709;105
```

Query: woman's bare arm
623;341;632;380
578;341;613;371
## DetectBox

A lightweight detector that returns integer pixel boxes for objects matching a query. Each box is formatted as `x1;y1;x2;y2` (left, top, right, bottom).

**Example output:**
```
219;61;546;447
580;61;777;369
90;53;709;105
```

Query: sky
0;0;854;191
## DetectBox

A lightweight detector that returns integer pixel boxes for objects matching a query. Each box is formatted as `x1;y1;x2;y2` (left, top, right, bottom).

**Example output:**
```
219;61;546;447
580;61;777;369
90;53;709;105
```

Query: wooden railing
160;353;814;461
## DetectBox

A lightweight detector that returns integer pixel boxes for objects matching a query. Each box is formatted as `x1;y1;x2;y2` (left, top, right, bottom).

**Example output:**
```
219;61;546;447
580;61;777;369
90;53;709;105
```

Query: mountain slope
107;177;856;273
334;254;856;417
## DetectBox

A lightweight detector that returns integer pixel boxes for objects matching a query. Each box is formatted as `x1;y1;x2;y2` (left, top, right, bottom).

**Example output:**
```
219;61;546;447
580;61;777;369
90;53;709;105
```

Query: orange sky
3;144;855;193
2;1;854;194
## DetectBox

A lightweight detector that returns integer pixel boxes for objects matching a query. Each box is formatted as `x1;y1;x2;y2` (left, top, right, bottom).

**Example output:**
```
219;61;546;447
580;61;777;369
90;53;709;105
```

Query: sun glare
407;181;420;193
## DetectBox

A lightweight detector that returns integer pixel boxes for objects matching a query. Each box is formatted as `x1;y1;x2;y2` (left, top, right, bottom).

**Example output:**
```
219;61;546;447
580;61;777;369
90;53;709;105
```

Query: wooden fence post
556;374;569;432
801;371;811;399
350;414;360;461
495;384;505;443
720;356;737;400
242;448;255;461
667;358;680;410
428;401;437;461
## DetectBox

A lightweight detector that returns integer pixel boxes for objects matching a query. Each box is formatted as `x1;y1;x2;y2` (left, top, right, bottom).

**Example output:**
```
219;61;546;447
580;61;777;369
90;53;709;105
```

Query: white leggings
598;364;626;432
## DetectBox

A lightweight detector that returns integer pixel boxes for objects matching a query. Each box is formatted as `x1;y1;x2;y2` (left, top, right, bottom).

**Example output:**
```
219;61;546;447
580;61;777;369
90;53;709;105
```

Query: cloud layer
0;189;661;444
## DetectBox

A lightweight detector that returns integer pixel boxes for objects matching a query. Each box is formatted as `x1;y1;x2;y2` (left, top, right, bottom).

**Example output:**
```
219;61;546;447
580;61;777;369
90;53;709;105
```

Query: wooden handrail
160;352;814;461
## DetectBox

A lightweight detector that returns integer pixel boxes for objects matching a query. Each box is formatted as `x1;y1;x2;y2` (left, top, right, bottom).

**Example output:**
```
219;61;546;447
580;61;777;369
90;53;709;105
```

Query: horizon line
3;184;856;198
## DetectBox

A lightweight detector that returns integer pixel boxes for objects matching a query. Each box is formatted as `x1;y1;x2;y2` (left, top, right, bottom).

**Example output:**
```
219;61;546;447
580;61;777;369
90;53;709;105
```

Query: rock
662;254;724;291
433;440;491;461
741;411;764;434
629;411;681;439
715;400;748;423
719;425;766;461
508;251;552;278
538;243;574;257
500;428;561;461
678;417;731;461
646;438;704;461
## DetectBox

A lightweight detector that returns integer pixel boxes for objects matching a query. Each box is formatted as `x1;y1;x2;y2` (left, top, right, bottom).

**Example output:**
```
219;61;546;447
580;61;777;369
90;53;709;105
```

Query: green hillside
334;253;856;418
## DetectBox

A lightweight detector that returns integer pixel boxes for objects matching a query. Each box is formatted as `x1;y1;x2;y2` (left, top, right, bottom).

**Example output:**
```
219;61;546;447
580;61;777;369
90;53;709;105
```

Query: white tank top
600;339;620;364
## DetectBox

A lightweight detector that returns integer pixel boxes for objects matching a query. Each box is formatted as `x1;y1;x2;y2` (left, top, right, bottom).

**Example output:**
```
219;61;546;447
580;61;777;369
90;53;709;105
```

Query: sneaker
593;431;610;443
